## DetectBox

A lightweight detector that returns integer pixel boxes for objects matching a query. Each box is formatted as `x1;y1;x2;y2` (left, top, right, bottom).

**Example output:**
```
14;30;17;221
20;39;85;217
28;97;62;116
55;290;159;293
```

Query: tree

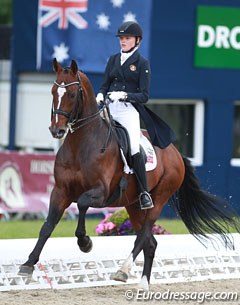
0;0;12;24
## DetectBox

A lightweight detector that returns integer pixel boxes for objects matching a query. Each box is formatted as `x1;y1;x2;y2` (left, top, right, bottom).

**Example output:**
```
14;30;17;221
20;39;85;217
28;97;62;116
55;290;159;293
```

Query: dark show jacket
99;51;175;148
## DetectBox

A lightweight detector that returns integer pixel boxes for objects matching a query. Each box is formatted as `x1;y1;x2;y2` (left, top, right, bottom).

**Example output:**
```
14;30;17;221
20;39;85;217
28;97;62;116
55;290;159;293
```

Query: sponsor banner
195;6;240;69
0;151;119;215
0;151;55;213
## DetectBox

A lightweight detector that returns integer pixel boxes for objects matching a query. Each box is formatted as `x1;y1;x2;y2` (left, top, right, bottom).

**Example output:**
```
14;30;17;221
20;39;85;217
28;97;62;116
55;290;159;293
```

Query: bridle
53;69;113;152
53;80;80;120
53;71;102;133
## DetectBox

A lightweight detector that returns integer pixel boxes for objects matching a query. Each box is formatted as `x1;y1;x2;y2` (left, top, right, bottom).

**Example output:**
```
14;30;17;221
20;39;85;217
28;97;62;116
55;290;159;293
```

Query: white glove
108;91;127;102
96;93;104;105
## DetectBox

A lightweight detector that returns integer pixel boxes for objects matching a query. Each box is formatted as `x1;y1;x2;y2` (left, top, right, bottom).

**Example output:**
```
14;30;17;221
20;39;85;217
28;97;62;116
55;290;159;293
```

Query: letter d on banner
197;25;215;48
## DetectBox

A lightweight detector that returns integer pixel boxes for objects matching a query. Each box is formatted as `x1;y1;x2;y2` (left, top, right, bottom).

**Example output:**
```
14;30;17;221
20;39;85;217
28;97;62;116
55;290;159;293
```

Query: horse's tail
170;156;240;249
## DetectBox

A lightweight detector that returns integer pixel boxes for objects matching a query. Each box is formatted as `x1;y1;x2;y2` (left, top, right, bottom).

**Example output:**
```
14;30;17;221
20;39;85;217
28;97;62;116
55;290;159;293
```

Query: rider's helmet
116;21;143;40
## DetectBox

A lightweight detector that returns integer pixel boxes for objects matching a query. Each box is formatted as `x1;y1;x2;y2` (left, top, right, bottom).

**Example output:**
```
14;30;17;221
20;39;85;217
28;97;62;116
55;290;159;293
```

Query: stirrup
139;191;154;210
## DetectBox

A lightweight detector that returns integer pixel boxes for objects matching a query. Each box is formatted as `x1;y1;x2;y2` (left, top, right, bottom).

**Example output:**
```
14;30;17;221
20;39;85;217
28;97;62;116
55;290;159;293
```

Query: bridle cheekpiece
53;72;102;133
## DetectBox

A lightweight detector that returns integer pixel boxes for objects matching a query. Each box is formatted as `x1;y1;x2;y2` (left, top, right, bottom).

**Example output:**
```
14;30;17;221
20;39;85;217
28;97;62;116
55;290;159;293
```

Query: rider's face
119;36;136;52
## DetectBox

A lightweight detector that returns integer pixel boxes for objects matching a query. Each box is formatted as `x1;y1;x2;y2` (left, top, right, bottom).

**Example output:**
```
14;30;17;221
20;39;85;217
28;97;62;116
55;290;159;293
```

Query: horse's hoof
138;275;149;291
18;265;34;276
112;270;128;282
79;238;93;253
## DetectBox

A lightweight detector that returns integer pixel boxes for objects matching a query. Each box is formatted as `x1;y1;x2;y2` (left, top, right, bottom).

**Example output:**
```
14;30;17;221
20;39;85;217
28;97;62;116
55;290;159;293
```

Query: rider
96;21;175;210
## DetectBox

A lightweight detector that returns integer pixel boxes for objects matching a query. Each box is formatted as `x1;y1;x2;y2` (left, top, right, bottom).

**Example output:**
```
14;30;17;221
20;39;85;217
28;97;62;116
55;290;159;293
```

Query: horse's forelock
62;67;70;74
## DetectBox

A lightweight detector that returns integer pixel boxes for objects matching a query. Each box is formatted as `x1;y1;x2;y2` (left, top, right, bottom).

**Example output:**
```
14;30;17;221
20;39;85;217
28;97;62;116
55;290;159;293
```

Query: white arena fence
0;234;240;291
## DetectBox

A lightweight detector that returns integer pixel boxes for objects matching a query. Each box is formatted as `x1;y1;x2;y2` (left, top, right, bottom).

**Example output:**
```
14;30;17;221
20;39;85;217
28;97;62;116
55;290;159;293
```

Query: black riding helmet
116;21;143;40
116;21;143;52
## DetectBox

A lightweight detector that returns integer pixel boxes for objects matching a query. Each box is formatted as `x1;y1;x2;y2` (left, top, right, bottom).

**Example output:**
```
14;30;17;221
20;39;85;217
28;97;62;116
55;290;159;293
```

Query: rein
68;108;103;133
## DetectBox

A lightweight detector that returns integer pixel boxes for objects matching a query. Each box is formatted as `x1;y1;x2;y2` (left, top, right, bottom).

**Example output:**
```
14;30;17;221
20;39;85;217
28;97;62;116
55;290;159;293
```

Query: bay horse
19;59;239;290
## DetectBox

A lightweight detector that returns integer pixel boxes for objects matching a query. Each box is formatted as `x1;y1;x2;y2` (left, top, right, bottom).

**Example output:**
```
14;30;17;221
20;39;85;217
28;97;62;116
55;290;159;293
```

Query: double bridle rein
53;72;103;133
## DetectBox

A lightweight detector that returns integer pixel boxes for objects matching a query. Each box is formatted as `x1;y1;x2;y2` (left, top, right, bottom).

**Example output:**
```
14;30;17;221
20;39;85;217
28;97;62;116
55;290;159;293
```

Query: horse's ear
70;59;78;76
53;58;62;73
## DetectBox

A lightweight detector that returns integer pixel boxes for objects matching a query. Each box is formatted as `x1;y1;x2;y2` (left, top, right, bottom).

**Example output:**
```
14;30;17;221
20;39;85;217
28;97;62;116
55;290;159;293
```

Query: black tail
171;156;240;249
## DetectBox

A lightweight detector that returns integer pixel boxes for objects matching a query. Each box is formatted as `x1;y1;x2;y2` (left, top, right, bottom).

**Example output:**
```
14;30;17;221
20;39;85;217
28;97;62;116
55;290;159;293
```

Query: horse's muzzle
49;125;66;139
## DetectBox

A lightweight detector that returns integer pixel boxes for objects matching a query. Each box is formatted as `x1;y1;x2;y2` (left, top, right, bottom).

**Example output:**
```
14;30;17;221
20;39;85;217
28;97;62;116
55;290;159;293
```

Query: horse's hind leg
18;188;68;276
113;145;184;288
140;232;157;289
75;204;93;253
112;204;156;283
113;200;165;290
113;223;157;289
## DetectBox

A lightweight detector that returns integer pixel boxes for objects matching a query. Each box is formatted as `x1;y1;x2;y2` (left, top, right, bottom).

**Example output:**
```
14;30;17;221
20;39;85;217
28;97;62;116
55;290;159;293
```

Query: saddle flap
113;121;132;167
113;121;157;174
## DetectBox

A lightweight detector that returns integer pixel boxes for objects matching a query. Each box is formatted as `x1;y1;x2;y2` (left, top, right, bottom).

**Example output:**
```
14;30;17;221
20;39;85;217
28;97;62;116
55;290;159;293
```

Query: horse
19;58;240;290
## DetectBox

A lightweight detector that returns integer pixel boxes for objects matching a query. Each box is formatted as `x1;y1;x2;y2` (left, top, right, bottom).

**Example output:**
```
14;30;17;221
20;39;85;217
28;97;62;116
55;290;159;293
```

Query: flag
36;0;152;72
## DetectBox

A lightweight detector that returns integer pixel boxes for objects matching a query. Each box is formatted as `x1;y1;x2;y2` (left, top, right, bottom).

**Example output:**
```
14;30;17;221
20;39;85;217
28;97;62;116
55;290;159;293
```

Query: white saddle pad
120;133;157;174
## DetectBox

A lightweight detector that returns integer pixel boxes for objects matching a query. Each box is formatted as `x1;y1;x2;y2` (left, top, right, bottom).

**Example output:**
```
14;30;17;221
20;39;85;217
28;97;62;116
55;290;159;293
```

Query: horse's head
49;58;84;139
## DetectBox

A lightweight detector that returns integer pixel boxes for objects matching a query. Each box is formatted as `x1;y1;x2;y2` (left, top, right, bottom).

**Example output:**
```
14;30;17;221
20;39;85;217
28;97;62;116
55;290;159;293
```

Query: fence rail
1;234;240;291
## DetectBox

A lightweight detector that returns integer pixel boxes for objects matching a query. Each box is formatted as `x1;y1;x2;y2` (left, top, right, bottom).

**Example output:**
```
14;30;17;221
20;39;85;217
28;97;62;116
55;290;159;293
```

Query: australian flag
35;0;152;72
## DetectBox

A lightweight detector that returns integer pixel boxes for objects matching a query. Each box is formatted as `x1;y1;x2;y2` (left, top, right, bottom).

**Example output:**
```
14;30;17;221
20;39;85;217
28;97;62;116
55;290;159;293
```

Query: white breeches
109;101;140;155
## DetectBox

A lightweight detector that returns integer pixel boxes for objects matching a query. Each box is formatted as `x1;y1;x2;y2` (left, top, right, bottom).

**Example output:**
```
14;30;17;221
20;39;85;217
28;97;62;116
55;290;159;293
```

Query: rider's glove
96;93;104;105
109;91;127;102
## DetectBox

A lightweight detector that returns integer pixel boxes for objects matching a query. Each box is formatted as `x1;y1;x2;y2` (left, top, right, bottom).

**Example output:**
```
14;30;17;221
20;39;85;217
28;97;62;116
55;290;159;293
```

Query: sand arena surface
0;279;240;305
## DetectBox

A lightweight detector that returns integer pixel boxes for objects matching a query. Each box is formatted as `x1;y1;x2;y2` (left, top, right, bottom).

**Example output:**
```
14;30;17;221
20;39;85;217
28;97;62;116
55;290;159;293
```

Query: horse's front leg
18;187;69;276
77;184;107;208
75;204;93;253
74;185;107;254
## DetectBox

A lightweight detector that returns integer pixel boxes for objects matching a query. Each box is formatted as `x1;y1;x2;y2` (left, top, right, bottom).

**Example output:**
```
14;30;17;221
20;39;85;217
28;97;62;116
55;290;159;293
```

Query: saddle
112;121;146;169
101;118;156;207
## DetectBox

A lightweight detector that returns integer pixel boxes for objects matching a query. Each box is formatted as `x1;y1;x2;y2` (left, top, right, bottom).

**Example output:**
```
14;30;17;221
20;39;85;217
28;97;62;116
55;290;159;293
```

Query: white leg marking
120;253;133;274
138;275;149;291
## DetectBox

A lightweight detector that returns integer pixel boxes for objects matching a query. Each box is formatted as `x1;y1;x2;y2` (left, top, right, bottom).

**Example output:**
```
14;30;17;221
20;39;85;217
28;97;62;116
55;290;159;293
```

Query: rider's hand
109;91;127;102
96;93;104;105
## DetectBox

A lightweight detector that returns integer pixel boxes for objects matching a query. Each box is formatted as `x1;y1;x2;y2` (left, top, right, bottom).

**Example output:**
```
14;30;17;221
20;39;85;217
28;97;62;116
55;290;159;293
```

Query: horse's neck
64;116;106;154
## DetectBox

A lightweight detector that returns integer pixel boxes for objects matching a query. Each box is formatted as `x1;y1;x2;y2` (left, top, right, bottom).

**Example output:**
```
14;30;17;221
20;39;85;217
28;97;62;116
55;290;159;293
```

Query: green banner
195;6;240;69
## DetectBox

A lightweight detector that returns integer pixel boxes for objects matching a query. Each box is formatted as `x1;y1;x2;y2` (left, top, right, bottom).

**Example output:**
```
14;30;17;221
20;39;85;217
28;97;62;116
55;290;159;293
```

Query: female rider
96;21;175;210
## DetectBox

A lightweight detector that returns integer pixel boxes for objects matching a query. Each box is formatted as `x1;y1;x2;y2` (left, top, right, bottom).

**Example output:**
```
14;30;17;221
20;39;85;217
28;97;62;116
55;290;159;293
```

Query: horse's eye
69;93;75;98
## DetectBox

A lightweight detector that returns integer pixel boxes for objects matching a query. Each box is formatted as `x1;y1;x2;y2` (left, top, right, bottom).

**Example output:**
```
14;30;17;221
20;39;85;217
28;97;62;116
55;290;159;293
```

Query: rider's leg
110;102;153;209
132;152;153;210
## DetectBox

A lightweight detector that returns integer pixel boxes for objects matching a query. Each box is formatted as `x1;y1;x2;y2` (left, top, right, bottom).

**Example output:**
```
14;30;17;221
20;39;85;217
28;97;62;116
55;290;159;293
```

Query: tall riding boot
132;153;153;210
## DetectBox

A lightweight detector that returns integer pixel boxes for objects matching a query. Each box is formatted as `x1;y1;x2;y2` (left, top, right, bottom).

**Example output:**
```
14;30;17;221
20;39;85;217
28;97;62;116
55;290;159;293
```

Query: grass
0;217;189;239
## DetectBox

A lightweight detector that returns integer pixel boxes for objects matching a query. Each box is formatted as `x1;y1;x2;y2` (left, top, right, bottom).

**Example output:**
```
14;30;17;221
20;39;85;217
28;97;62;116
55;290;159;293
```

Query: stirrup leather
139;191;154;210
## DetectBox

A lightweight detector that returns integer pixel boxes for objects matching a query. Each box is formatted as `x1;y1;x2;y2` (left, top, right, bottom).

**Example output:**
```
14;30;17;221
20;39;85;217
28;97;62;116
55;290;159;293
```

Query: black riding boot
132;153;153;210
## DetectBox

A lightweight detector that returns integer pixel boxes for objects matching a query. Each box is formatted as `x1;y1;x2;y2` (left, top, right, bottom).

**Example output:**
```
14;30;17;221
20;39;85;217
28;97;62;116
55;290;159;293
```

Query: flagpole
36;0;42;70
8;30;17;150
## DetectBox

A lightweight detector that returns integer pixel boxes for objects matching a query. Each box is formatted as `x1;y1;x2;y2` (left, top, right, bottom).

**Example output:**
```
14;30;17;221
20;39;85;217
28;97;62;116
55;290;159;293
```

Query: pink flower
95;223;105;234
104;222;116;231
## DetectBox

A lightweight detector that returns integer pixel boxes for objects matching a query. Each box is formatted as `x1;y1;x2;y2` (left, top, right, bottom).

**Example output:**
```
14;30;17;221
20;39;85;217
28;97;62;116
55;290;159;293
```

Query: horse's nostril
57;129;66;138
49;126;66;139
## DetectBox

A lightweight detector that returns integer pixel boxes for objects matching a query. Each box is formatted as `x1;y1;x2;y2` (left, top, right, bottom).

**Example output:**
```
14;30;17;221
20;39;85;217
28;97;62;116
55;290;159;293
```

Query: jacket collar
115;50;140;78
122;50;140;68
